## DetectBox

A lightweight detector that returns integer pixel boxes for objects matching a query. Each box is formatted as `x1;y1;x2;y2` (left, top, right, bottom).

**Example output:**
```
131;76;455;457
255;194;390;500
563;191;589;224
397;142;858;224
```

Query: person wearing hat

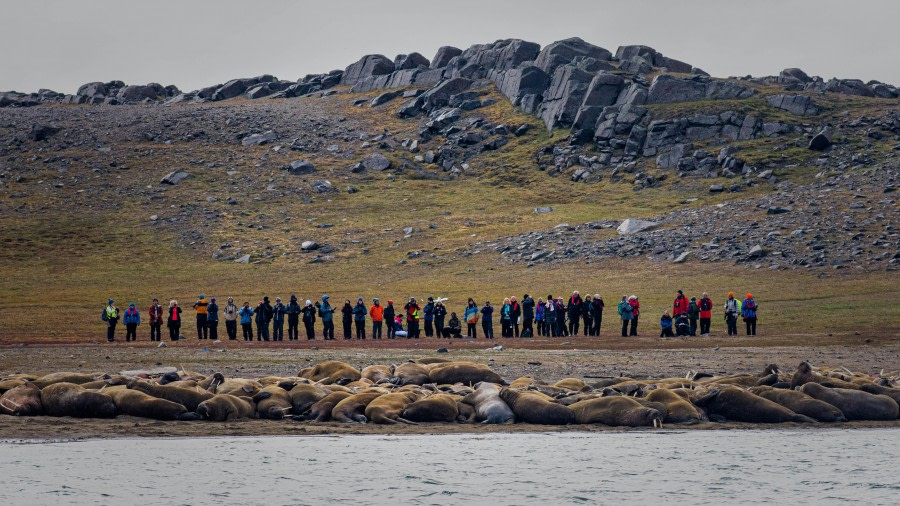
544;296;557;337
104;298;120;343
510;296;521;337
341;299;353;340
423;297;436;338
590;294;604;336
255;299;269;342
672;290;688;318
318;295;335;340
167;300;182;341
567;291;583;337
464;298;479;338
724;292;740;336
369;298;384;339
500;298;513;338
123;302;141;342
535;297;545;336
404;297;421;339
687;296;700;337
699;292;713;336
660;310;675;337
556;297;568;337
271;297;286;341
301;299;316;340
353;297;367;339
480;300;494;339
383;300;396;339
223;297;239;340
742;293;758;336
206;297;219;341
238;301;254;341
286;295;301;341
193;294;209;340
433;299;447;338
617;296;633;337
148;298;163;342
628;295;640;336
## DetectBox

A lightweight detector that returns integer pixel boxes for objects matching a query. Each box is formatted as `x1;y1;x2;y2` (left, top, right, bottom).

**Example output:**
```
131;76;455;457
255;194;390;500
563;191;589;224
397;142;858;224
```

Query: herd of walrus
1;360;899;427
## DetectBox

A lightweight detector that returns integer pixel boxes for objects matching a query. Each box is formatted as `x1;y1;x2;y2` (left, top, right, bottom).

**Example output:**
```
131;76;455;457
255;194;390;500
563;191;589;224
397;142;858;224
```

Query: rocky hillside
1;36;898;273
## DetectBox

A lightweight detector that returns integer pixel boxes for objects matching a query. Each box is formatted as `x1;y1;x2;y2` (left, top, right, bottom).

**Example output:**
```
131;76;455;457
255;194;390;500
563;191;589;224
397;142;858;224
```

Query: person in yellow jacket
193;294;209;340
103;298;119;342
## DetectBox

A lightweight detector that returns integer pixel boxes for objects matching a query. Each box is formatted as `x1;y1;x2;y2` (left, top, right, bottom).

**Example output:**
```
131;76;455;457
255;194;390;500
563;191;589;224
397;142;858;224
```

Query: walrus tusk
98;384;107;392
396;417;419;425
1;398;21;410
841;367;854;375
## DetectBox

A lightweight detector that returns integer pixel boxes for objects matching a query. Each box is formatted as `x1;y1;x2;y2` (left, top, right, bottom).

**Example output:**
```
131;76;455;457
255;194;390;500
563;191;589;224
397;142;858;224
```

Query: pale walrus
196;394;256;421
462;383;515;424
299;361;361;385
127;379;215;412
553;378;590;392
105;389;199;421
799;383;899;421
364;391;421;424
426;362;505;386
331;392;384;423
0;383;44;416
748;385;846;422
499;388;575;425
400;394;461;423
293;391;352;421
41;382;116;418
645;388;702;424
692;386;816;423
569;397;663;427
392;363;431;386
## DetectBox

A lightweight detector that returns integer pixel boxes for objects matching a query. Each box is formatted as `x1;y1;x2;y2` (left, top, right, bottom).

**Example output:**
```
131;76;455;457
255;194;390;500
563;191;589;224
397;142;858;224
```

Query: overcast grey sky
2;0;898;94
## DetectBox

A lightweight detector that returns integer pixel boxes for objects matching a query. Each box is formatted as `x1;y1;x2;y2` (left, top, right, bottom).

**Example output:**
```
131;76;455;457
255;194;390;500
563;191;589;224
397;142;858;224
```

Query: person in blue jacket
123;302;141;342
660;311;674;337
742;293;758;336
352;297;367;339
239;302;254;341
480;301;494;339
318;295;335;340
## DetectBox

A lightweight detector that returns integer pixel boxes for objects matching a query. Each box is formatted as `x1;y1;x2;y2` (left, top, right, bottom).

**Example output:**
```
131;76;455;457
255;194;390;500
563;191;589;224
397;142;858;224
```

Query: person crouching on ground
206;297;219;341
239;302;254;340
148;298;163;342
660;311;675;337
123;302;140;342
167;300;182;341
675;312;690;336
447;312;462;338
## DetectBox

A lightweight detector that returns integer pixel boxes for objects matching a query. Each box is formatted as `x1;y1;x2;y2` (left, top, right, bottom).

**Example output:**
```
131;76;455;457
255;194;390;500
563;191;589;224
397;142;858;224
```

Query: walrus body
553;378;589;392
0;383;44;416
296;391;352;421
857;383;900;406
299;361;361;385
361;365;395;384
790;362;856;389
749;386;846;422
393;363;431;386
508;376;538;389
253;385;294;420
286;384;328;415
645;388;701;424
693;387;816;423
365;392;421;424
401;394;460;423
426;363;504;386
800;383;899;421
569;397;662;426
196;394;256;421
462;383;515;424
127;380;214;411
105;389;196;420
332;392;383;423
32;372;105;389
499;388;574;425
41;382;116;418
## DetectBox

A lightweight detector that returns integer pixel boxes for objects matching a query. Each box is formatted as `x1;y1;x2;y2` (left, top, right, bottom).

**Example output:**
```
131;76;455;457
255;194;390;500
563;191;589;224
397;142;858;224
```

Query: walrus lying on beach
365;391;422;424
645;388;703;424
299;361;361;385
253;385;294;420
569;396;663;427
392;363;431;386
332;391;384;423
32;372;107;389
426;362;505;386
401;393;463;423
127;379;214;412
196;394;256;421
692;386;816;423
799;383;899;421
462;383;515;424
41;382;116;418
293;391;352;421
361;365;395;384
104;388;199;421
499;388;574;425
0;383;43;416
748;386;846;422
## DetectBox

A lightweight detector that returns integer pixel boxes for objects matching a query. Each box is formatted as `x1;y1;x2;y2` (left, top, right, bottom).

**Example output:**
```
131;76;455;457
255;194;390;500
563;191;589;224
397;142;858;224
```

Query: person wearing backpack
271;297;286;341
464;299;479;338
423;297;435;338
699;292;713;336
301;300;317;340
617;296;633;337
239;302;254;341
193;294;209;340
103;298;120;343
223;297;239;340
724;292;740;336
167;300;182;341
353;297;367;339
148;298;164;342
123;302;141;342
206;297;219;341
742;293;758;336
688;297;700;337
286;295;301;341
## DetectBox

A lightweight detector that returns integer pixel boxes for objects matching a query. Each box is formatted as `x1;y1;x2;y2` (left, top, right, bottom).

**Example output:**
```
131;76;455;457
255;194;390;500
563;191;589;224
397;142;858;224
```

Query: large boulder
537;64;595;130
160;170;190;185
419;77;473;110
286;160;316;175
779;68;811;83
823;78;875;97
808;127;833;151
28;124;61;141
394;52;430;70
534;37;612;75
76;82;108;97
617;219;659;235
647;75;754;103
241;130;276;146
341;55;395;85
117;84;163;101
766;94;820;116
456;39;540;74
361;153;392;171
490;65;550;107
616;45;657;61
431;46;462;69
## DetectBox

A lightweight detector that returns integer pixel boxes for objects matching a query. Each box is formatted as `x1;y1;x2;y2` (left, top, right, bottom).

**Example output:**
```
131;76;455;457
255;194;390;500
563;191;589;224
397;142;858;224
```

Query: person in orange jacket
369;298;384;339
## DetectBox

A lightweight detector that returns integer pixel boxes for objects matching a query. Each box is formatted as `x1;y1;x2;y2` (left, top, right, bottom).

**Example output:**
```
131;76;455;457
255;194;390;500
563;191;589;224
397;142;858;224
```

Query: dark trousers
372;321;382;339
342;319;352;339
745;317;757;336
621;320;629;337
226;320;237;340
125;323;137;341
257;322;269;341
547;320;558;337
482;320;493;339
583;316;592;336
569;318;580;336
557;319;567;336
196;314;208;339
288;317;299;340
169;323;180;341
387;321;395;339
355;320;366;339
591;316;602;336
536;320;544;336
501;320;512;337
630;317;639;336
689;318;698;336
273;319;283;341
434;317;444;338
208;320;218;340
107;320;117;342
513;321;520;337
408;320;419;339
304;321;315;340
523;317;533;337
726;315;738;335
242;323;253;340
150;323;161;341
424;319;433;337
700;318;711;335
322;321;334;340
467;323;477;338
661;327;674;337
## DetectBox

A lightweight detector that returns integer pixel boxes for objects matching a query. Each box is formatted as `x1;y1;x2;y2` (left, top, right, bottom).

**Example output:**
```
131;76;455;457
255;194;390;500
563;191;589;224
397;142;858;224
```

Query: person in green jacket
688;297;700;336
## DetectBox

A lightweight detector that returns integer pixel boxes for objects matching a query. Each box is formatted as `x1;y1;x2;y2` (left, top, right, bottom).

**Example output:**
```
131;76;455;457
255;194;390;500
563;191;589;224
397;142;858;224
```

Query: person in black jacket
167;300;182;341
582;295;593;337
255;300;269;341
433;300;447;338
286;295;301;341
521;294;534;338
510;296;522;337
301;299;316;340
567;291;583;336
590;294;604;336
206;298;219;341
423;297;435;338
352;297;367;339
383;300;396;339
271;297;286;341
341;300;353;340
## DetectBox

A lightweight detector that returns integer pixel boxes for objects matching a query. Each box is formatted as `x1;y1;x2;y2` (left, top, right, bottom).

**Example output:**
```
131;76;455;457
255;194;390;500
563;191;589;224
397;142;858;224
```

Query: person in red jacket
148;298;164;342
628;295;640;336
673;290;688;317
699;292;713;336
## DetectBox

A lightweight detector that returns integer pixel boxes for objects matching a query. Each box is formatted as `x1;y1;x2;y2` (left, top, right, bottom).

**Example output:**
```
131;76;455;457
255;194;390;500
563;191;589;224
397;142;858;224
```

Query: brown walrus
392;363;431;386
799;383;899;421
569;397;663;426
462;382;516;424
499;388;575;425
748;385;846;422
196;394;256;421
299;361;361;385
856;382;900;406
41;382;116;418
32;372;106;389
413;357;453;365
331;392;384;423
790;362;856;389
104;388;198;421
645;388;702;424
361;365;395;384
426;362;504;386
294;391;352;421
553;378;589;392
508;376;539;389
126;379;214;411
692;386;816;423
285;384;328;415
365;391;421;424
401;394;461;423
252;385;294;420
0;383;44;416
